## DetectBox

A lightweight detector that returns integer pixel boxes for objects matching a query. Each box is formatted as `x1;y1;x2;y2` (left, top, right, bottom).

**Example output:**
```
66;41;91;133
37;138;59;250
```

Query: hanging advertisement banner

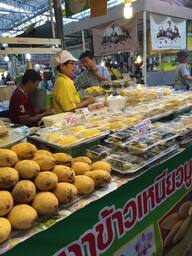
150;14;186;50
92;18;139;56
64;0;89;17
160;0;192;8
187;20;192;51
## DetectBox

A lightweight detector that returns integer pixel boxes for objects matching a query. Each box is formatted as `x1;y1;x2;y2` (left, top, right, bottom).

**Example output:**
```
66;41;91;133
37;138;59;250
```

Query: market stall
1;85;192;255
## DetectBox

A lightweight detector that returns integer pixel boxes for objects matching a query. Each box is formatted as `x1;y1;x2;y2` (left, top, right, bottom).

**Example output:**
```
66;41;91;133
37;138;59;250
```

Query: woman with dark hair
175;50;192;90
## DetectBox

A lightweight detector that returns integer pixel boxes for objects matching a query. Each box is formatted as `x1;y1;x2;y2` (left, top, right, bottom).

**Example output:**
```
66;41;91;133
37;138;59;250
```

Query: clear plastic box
86;145;112;161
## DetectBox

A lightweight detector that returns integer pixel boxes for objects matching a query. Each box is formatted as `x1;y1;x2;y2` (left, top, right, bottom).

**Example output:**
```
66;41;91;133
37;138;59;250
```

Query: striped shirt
75;65;111;90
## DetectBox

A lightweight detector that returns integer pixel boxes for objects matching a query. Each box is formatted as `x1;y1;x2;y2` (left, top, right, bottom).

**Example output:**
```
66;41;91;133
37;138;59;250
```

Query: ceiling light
0;10;9;15
0;3;31;13
100;60;105;67
25;53;31;60
124;3;133;19
4;55;9;62
135;55;143;64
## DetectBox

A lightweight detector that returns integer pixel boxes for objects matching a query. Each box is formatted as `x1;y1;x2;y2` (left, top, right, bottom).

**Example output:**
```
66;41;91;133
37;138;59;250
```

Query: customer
9;69;53;126
75;50;111;90
51;50;95;113
175;50;192;90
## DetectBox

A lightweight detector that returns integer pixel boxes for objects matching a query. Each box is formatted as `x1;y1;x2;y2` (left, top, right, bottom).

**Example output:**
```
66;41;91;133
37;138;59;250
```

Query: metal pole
49;0;56;39
82;30;86;52
143;10;147;85
53;0;65;49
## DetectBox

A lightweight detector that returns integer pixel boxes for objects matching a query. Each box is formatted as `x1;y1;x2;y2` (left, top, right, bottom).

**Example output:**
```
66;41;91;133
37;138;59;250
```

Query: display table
1;145;192;256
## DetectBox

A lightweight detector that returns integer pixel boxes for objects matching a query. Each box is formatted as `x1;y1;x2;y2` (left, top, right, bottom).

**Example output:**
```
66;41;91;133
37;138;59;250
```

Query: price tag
135;119;152;136
64;116;78;127
82;108;90;120
157;91;164;99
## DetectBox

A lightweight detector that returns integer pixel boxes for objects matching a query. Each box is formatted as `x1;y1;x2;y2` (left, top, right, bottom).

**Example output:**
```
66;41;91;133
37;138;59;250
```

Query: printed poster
150;14;186;50
92;18;139;56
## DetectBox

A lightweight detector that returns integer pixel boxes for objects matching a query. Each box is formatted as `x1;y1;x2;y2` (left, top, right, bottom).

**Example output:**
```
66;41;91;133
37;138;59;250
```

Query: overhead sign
150;14;186;50
160;0;192;8
92;18;139;56
64;0;89;17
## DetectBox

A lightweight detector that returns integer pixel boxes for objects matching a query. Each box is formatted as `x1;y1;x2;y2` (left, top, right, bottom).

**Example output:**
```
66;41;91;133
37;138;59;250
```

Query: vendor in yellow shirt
51;50;95;113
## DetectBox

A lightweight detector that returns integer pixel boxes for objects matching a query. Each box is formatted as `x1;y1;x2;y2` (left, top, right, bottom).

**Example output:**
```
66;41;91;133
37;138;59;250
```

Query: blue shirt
75;65;111;90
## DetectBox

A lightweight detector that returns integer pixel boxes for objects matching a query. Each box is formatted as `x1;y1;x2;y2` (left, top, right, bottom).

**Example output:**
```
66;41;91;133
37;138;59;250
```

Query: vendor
75;50;111;90
9;69;54;126
51;50;95;113
175;50;192;90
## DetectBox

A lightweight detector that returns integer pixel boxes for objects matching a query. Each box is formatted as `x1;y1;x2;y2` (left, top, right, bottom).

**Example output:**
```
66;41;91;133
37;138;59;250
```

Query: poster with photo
150;14;186;50
92;18;139;56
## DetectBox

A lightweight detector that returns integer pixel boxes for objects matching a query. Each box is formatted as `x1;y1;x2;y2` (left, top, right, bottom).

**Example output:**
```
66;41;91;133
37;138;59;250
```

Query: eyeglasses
64;61;76;65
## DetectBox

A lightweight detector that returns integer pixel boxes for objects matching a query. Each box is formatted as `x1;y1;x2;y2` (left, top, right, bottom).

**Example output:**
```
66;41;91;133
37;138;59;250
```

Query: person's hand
43;109;55;116
86;97;95;105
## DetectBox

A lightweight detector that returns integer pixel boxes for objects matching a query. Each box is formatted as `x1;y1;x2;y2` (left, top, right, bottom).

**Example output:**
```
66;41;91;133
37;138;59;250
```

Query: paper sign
82;108;90;119
135;119;152;135
64;116;78;126
157;91;164;99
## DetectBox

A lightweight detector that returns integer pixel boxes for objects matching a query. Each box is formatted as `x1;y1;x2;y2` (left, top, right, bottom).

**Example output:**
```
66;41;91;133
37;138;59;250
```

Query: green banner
65;0;89;17
3;146;192;256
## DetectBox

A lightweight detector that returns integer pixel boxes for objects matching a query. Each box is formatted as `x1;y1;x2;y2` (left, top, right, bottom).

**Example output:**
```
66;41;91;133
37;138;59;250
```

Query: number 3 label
19;105;25;113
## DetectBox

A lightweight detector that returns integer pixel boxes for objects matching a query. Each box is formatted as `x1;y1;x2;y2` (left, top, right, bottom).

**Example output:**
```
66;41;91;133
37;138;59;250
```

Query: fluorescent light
0;10;9;15
0;3;31;13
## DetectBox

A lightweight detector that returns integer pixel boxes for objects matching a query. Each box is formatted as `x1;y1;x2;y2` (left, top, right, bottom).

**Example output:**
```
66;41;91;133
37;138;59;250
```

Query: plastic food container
106;153;143;173
107;145;179;174
110;129;136;144
86;145;112;161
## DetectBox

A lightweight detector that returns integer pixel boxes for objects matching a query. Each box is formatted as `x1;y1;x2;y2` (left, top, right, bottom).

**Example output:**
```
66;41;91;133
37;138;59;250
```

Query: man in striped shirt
75;51;111;90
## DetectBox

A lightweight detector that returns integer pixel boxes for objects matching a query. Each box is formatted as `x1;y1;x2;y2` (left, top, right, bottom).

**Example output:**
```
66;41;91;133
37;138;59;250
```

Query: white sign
82;108;90;119
64;116;78;127
157;91;164;99
135;119;152;136
150;14;186;50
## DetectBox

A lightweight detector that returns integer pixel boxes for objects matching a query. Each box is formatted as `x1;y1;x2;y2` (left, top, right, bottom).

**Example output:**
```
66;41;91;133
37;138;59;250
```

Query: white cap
50;50;78;67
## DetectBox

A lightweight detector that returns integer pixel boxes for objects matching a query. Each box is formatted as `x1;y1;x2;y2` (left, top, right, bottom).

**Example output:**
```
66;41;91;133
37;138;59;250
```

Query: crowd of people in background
0;73;12;85
6;48;192;126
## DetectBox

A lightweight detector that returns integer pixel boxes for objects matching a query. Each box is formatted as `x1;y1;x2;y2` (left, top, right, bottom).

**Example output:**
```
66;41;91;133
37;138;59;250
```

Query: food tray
110;129;136;144
28;130;109;150
125;130;179;154
86;145;112;161
107;145;179;175
0;126;30;148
